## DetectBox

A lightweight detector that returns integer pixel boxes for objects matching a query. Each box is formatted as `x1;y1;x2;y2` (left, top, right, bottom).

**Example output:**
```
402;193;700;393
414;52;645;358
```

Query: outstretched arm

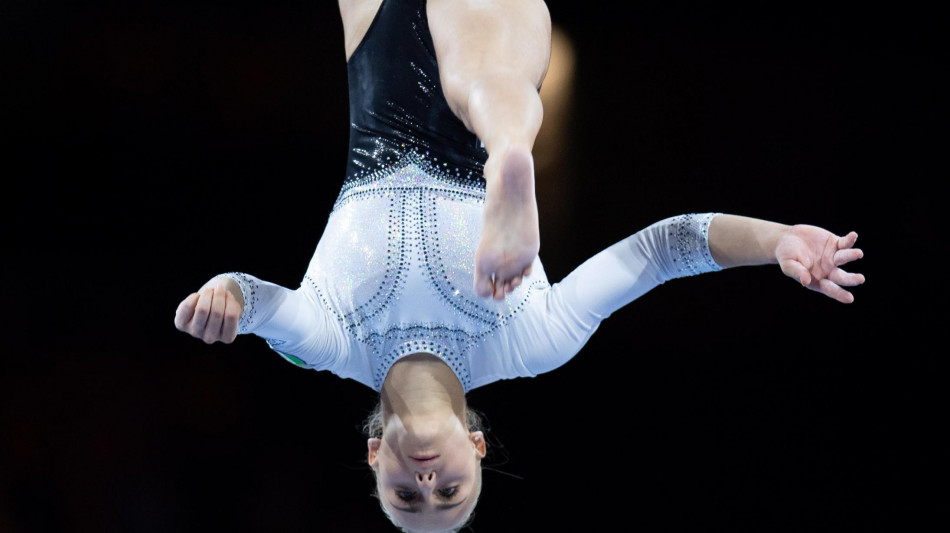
514;213;866;376
707;214;865;304
558;213;866;317
174;273;342;363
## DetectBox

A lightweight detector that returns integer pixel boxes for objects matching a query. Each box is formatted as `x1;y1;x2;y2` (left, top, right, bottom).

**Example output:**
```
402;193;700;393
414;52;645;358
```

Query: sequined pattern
303;152;548;392
228;272;259;334
227;273;295;357
345;0;488;183
668;213;723;276
340;146;484;204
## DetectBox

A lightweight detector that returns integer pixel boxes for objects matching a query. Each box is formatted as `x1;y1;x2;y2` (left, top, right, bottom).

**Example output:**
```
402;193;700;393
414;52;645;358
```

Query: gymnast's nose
416;471;435;488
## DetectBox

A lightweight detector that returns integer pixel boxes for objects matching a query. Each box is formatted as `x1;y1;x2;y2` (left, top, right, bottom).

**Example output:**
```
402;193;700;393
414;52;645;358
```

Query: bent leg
427;0;552;300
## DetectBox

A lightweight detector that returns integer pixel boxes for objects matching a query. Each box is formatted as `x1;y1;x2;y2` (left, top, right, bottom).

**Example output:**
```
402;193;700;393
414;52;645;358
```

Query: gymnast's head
363;354;487;532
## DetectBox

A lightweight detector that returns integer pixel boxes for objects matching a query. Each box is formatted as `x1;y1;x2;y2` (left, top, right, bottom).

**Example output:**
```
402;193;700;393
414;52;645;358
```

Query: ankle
484;144;534;183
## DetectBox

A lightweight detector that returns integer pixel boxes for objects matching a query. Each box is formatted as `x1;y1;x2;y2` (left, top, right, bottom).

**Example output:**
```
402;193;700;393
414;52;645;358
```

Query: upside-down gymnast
174;1;866;531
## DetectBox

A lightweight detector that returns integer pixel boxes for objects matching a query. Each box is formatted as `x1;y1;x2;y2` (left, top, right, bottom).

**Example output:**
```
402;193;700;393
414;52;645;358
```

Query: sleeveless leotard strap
344;0;488;192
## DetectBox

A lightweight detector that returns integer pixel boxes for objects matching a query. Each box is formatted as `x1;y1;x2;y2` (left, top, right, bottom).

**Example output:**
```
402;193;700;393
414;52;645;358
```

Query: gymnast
174;0;866;531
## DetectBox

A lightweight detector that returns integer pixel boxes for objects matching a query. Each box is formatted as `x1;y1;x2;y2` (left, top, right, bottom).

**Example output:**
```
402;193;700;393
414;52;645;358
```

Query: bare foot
474;146;540;300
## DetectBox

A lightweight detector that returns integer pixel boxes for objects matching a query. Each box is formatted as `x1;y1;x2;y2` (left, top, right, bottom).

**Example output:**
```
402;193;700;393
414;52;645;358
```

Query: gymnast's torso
225;0;723;392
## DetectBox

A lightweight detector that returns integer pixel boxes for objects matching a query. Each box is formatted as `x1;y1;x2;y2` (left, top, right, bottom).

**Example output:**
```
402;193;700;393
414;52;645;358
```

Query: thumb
780;259;812;287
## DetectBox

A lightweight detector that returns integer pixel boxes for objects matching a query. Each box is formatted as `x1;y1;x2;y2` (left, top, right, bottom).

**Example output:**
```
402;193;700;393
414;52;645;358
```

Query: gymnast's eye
437;487;458;499
396;490;416;502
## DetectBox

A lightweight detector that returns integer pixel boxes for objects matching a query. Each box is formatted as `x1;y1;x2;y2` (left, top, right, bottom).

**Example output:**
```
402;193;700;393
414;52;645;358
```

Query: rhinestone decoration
303;151;548;392
669;213;723;276
227;272;259;334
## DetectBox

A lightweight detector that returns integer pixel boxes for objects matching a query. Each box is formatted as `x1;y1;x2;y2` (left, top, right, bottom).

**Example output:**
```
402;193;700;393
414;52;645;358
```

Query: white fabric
226;161;721;392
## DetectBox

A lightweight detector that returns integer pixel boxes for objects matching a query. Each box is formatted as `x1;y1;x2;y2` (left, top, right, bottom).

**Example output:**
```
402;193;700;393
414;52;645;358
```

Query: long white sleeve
513;213;723;376
223;272;348;371
216;214;723;391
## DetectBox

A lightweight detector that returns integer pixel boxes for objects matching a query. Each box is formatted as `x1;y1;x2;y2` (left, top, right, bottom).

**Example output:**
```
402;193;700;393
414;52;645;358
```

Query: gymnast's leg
427;0;552;300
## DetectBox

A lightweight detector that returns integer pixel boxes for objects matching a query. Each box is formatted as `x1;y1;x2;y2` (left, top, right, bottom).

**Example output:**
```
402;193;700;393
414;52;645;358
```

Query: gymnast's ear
469;431;487;459
367;438;382;466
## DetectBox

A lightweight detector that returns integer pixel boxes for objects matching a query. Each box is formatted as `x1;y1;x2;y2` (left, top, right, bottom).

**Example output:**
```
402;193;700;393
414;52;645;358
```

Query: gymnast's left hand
775;225;865;304
174;276;244;344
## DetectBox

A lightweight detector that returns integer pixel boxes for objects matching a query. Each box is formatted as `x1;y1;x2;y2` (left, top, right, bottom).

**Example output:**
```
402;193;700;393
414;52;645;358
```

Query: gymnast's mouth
410;455;439;464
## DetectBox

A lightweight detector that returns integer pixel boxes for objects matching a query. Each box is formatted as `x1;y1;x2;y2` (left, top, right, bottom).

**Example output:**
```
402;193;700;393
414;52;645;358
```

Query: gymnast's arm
174;273;341;368
516;213;865;374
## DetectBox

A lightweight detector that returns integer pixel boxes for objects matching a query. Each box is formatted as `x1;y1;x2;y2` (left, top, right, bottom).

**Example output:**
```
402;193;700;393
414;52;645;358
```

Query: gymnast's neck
380;353;467;426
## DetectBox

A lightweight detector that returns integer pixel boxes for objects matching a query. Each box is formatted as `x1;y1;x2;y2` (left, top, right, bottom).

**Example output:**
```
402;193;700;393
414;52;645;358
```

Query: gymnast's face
368;417;485;532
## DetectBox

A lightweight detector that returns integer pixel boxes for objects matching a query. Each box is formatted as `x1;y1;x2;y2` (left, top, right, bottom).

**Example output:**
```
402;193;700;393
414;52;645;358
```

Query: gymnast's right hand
174;276;244;344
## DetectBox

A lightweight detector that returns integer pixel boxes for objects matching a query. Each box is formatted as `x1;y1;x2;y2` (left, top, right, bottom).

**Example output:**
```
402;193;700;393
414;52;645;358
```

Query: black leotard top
219;0;726;393
343;0;489;188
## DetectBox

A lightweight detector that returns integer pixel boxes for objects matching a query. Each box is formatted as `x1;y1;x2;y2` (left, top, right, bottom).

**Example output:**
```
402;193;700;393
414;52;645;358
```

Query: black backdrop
1;1;940;531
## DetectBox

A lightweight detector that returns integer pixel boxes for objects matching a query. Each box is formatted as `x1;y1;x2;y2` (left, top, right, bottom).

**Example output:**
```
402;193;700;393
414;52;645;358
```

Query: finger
779;259;812;287
174;293;200;331
522;264;533;278
828;268;866;287
203;287;228;344
834;248;864;266
818;278;855;304
509;275;523;291
837;231;858;250
192;288;214;336
820;235;840;273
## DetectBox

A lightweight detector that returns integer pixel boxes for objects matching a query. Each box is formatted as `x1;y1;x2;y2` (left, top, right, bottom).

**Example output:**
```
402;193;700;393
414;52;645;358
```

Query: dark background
1;1;940;531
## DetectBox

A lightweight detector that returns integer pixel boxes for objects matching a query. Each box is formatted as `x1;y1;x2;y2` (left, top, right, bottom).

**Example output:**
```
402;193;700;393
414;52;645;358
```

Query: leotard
222;0;723;392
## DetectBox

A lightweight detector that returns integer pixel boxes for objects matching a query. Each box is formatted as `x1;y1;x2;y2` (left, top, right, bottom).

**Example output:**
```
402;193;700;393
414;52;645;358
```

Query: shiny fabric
344;0;488;189
222;0;724;392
